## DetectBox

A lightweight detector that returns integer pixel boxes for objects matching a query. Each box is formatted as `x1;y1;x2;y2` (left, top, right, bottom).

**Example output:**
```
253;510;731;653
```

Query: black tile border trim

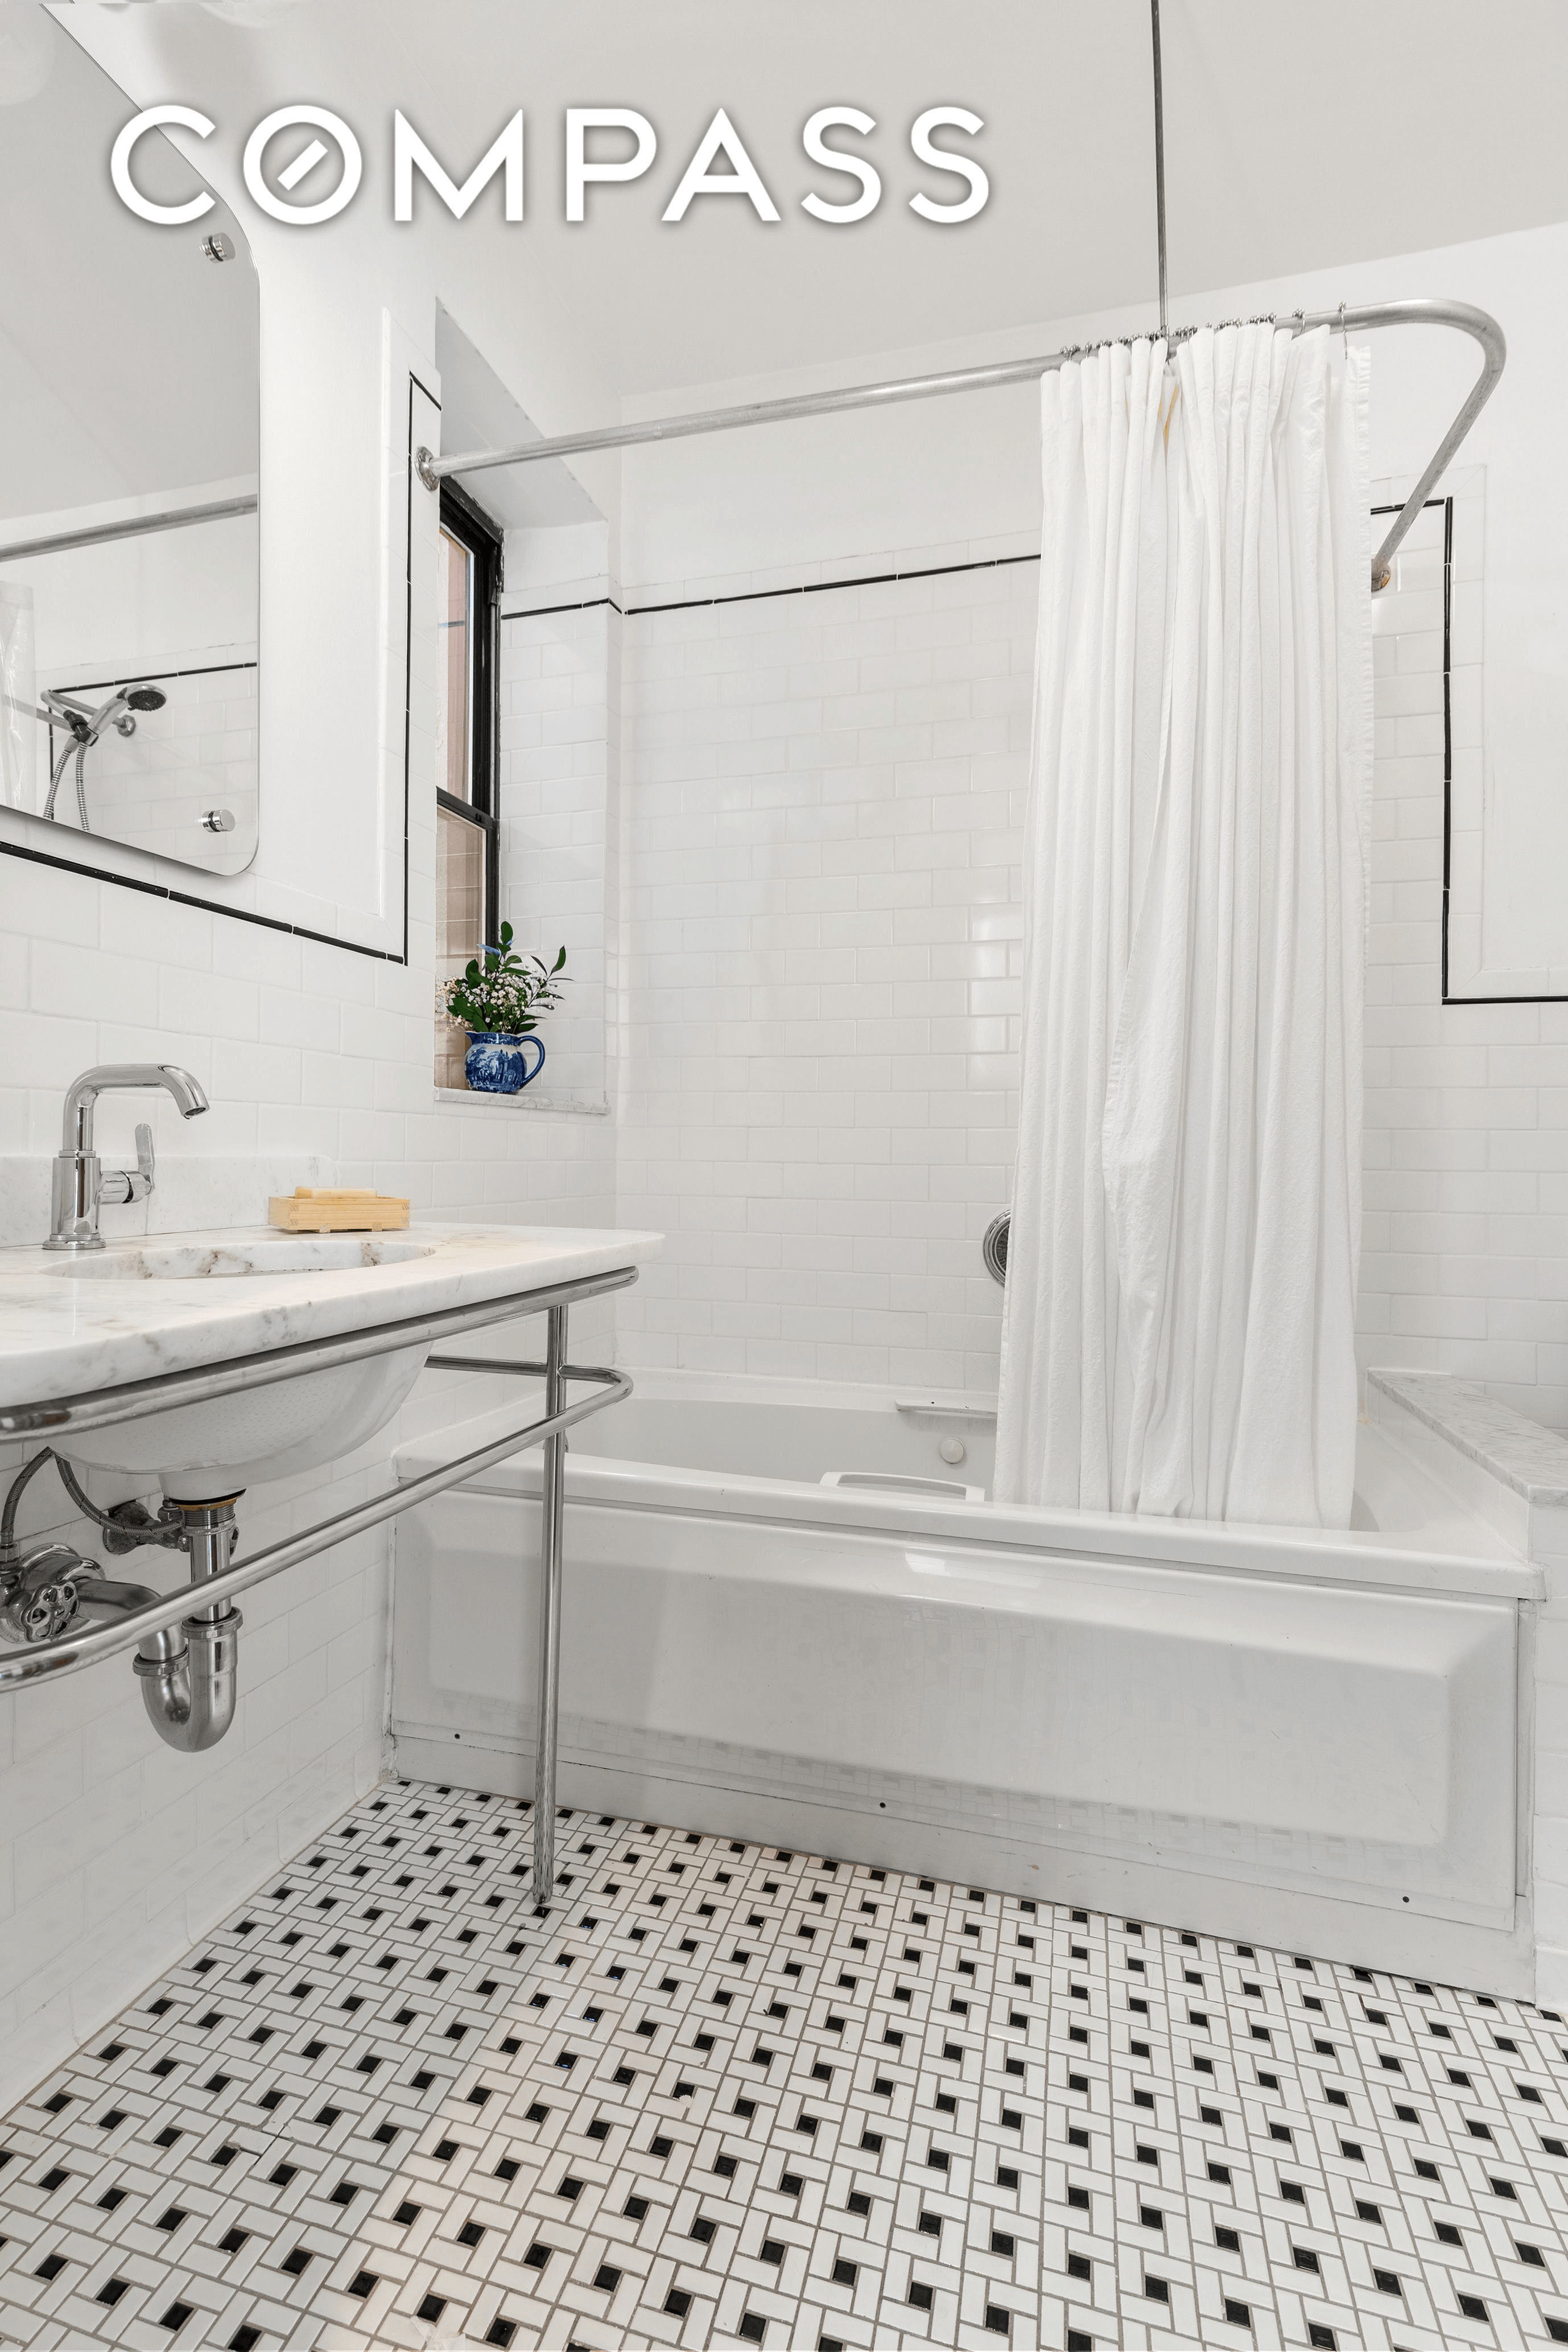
0;836;402;963
501;595;621;622
509;513;1553;1012
1423;492;1566;1005
501;548;1042;628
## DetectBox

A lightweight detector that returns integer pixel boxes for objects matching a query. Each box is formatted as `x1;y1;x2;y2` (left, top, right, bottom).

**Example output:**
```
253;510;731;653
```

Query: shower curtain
995;323;1371;1528
0;582;35;811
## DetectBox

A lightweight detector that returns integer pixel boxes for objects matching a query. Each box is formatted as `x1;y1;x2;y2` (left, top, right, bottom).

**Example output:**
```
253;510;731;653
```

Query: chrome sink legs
425;1295;577;1903
533;1303;567;1902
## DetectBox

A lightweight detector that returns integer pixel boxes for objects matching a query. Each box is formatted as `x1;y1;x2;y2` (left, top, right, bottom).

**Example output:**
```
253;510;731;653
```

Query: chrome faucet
46;1063;209;1251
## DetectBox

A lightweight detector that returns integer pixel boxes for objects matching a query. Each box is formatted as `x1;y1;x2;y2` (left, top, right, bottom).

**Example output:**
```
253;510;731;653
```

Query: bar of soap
268;1187;411;1232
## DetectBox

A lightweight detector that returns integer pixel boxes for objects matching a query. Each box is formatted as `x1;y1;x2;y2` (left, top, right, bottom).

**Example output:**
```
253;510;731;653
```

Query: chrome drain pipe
133;1497;242;1753
133;1612;241;1753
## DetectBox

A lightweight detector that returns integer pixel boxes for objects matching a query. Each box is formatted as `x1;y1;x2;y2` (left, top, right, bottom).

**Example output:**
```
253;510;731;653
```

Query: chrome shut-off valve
0;1449;245;1754
0;1541;98;1644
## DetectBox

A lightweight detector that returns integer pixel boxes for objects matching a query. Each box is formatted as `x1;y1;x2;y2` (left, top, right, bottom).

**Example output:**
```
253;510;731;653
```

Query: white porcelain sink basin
45;1229;438;1493
49;1234;436;1281
59;1345;430;1497
1;1219;665;1504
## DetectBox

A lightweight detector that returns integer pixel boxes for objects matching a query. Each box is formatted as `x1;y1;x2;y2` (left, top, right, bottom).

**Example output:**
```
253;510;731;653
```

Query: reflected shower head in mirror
42;682;167;830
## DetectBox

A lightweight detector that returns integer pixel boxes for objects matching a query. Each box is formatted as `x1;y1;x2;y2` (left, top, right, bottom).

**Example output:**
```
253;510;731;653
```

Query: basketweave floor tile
1;1781;1565;2351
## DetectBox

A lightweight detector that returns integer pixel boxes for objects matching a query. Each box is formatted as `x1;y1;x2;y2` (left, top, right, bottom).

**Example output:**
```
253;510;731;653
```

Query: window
435;481;501;1084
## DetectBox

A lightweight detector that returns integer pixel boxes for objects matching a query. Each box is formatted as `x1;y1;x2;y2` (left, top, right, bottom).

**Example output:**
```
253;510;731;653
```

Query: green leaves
444;932;569;1035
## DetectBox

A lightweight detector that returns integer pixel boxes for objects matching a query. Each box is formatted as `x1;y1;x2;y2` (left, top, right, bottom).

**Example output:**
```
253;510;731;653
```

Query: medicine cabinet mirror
0;13;259;876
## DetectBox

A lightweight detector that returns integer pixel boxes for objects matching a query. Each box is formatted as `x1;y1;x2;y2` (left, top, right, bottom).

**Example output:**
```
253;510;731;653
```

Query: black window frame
436;478;502;949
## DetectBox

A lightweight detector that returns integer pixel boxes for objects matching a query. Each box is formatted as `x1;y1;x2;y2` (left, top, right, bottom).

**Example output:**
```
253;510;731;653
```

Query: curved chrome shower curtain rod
416;2;1504;593
418;300;1504;595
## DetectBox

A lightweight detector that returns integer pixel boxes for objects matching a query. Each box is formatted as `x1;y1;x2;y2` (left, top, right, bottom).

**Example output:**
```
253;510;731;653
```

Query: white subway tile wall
619;489;1568;1431
1363;472;1568;1429
616;554;1037;1396
497;602;618;1108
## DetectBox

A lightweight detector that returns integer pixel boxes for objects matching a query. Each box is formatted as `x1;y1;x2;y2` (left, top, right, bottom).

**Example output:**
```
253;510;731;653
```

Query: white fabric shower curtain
995;324;1371;1528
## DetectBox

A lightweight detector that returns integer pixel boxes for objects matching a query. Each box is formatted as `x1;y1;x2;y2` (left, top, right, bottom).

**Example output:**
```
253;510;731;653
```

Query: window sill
434;1085;610;1118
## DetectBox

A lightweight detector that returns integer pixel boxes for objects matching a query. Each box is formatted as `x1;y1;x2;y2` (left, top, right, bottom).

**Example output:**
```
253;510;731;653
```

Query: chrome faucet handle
99;1123;155;1210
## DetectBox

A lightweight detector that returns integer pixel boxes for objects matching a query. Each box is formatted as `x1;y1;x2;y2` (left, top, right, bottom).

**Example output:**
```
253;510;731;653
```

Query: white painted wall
0;6;631;958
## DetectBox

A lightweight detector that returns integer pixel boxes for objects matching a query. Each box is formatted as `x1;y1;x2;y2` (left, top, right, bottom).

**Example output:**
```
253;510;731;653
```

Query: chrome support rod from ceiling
416;299;1504;594
1150;0;1169;340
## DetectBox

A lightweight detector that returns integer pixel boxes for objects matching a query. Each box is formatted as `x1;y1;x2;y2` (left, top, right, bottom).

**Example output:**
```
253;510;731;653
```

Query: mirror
0;9;258;877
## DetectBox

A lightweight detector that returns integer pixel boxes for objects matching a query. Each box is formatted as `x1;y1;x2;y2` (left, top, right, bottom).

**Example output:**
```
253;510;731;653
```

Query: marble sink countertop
0;1223;663;1410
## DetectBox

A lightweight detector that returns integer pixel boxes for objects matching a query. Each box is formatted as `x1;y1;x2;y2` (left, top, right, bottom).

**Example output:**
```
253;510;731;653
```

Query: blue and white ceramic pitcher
465;1031;546;1095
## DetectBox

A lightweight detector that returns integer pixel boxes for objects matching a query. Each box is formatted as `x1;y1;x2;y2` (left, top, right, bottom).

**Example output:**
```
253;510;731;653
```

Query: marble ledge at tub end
1367;1368;1568;1504
1367;1365;1568;1570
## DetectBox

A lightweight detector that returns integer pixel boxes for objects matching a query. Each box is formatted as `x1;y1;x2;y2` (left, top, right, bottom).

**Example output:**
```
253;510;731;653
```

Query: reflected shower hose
41;729;82;827
40;682;167;833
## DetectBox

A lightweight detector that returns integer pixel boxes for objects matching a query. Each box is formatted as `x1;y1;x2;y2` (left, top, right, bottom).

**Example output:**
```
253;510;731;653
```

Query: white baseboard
391;1728;1536;1999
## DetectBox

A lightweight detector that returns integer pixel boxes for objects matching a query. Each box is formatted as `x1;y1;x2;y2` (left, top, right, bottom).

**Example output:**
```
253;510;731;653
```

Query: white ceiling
53;0;1568;406
423;0;1568;396
434;306;601;527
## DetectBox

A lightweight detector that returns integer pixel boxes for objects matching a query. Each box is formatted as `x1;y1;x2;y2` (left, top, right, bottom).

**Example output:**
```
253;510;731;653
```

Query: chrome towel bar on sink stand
0;1264;637;1901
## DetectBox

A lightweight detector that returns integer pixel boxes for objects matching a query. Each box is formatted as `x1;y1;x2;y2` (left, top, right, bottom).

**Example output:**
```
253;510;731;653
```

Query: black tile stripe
501;547;1042;626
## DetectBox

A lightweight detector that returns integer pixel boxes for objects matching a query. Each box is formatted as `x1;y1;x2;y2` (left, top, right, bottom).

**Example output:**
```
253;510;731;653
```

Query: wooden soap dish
269;1186;411;1233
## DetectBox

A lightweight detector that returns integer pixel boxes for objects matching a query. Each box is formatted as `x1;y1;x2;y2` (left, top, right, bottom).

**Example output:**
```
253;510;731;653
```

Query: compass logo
109;105;990;230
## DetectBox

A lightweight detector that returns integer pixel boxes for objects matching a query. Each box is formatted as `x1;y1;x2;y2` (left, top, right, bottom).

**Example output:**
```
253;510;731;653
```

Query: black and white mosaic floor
1;1781;1565;2352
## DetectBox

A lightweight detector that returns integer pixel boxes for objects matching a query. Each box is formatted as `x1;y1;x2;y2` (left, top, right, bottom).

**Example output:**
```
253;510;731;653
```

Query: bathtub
391;1372;1541;1991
